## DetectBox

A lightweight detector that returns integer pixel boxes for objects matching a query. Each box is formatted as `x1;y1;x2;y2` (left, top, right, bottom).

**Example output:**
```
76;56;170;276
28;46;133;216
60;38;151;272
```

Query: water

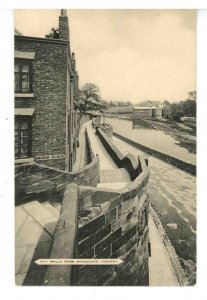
105;117;196;165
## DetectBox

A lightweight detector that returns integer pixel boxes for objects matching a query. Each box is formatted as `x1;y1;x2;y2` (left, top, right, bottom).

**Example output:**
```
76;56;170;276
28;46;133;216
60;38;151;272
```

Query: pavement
15;201;60;285
148;214;179;286
73;122;87;171
85;121;130;189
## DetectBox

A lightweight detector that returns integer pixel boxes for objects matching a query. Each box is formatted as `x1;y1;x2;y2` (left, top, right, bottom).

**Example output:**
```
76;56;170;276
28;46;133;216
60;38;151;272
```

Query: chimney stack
59;9;69;40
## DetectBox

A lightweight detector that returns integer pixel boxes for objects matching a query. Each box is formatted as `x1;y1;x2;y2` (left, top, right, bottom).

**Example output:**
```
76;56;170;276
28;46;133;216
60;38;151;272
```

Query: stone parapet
15;129;100;206
114;132;196;176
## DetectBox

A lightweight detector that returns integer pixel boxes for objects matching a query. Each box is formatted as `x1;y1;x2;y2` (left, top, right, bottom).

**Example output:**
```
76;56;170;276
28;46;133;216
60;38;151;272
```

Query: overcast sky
14;9;196;103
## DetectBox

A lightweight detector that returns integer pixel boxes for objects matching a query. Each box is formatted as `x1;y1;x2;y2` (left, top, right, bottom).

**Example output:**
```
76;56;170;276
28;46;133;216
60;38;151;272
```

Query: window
15;116;32;158
15;59;32;93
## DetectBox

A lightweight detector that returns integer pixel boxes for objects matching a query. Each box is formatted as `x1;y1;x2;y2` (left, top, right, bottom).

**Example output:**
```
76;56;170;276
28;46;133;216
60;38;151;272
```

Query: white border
1;2;207;300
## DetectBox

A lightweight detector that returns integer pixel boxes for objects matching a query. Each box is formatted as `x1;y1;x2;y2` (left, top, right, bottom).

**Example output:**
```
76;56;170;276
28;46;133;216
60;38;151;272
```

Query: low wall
114;132;196;176
15;129;100;206
96;127;141;180
76;159;149;286
92;116;101;129
43;184;79;286
40;153;150;286
99;124;113;138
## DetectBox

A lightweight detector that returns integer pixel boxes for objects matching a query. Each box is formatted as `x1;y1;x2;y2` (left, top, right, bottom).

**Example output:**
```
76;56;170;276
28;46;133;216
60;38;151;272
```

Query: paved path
86;122;117;170
85;122;130;188
148;214;179;286
15;201;60;285
73;123;87;171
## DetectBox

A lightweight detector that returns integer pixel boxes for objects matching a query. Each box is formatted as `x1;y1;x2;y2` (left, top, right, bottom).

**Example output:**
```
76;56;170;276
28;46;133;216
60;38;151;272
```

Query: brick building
15;9;79;171
132;106;163;119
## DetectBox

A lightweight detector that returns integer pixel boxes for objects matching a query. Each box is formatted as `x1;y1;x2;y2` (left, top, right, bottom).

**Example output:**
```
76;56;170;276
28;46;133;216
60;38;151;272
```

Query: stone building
132;106;153;119
132;106;163;120
14;9;79;171
152;106;163;118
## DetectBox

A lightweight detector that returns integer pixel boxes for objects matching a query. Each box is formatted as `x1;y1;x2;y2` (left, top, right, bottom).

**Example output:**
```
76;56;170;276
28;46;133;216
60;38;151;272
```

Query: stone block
105;207;118;225
95;228;122;255
122;190;131;202
79;247;94;259
109;195;122;209
112;225;137;252
118;235;138;256
78;215;105;241
95;245;111;258
78;265;114;286
78;224;111;254
26;180;55;194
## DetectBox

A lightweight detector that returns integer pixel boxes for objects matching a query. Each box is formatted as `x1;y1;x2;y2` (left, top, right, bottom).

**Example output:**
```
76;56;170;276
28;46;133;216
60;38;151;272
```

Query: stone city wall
15;130;100;206
76;164;149;286
114;132;196;176
41;152;150;286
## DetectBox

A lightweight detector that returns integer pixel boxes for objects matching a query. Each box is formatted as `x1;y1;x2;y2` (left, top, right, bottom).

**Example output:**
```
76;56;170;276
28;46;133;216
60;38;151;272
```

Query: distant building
162;105;172;119
132;107;153;119
14;10;79;171
152;106;163;118
132;106;163;119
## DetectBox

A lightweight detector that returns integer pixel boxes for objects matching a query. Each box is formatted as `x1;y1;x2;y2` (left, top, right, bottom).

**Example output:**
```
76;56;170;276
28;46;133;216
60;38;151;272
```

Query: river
105;117;196;165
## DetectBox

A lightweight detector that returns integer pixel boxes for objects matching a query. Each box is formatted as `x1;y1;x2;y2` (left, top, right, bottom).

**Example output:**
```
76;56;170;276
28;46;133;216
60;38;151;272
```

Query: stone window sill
15;93;34;98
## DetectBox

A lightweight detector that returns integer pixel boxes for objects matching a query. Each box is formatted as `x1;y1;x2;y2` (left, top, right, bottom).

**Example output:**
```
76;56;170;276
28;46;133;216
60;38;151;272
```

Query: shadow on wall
15;128;100;206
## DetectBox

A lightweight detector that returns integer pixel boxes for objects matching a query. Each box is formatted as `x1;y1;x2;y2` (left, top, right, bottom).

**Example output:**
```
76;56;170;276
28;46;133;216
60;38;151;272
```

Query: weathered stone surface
26;180;55;194
78;215;105;241
105;207;118;224
95;228;122;255
78;224;111;254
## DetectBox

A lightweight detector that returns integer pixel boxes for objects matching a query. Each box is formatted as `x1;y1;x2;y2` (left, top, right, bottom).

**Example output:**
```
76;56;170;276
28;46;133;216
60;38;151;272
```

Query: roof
133;106;163;110
133;106;153;110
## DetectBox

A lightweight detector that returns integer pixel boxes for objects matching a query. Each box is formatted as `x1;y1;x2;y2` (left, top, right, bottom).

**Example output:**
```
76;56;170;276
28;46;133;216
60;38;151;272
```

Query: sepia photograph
14;9;196;286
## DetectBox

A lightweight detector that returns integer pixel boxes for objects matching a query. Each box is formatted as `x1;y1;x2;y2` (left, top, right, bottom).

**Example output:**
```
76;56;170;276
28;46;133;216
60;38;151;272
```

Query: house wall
15;11;79;171
132;108;152;119
15;37;69;170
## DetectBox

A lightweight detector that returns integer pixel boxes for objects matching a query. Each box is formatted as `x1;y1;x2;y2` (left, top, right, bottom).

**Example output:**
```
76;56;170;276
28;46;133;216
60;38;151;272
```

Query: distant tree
139;100;161;107
182;99;196;117
77;83;106;120
162;100;171;106
171;103;184;121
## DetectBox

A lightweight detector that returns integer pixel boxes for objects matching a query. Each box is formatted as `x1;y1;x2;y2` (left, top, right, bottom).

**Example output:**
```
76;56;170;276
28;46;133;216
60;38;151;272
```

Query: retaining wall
15;129;100;206
114;132;196;176
97;127;141;180
77;159;150;286
42;153;150;286
21;119;151;286
99;124;113;138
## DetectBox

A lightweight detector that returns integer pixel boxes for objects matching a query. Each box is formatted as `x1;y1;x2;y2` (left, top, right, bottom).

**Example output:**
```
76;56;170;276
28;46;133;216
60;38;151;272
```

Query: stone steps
15;200;60;285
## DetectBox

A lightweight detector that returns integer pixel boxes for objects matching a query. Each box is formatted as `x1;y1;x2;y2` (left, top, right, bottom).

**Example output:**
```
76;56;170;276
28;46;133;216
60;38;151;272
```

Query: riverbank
112;136;196;286
113;132;196;175
135;118;196;154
